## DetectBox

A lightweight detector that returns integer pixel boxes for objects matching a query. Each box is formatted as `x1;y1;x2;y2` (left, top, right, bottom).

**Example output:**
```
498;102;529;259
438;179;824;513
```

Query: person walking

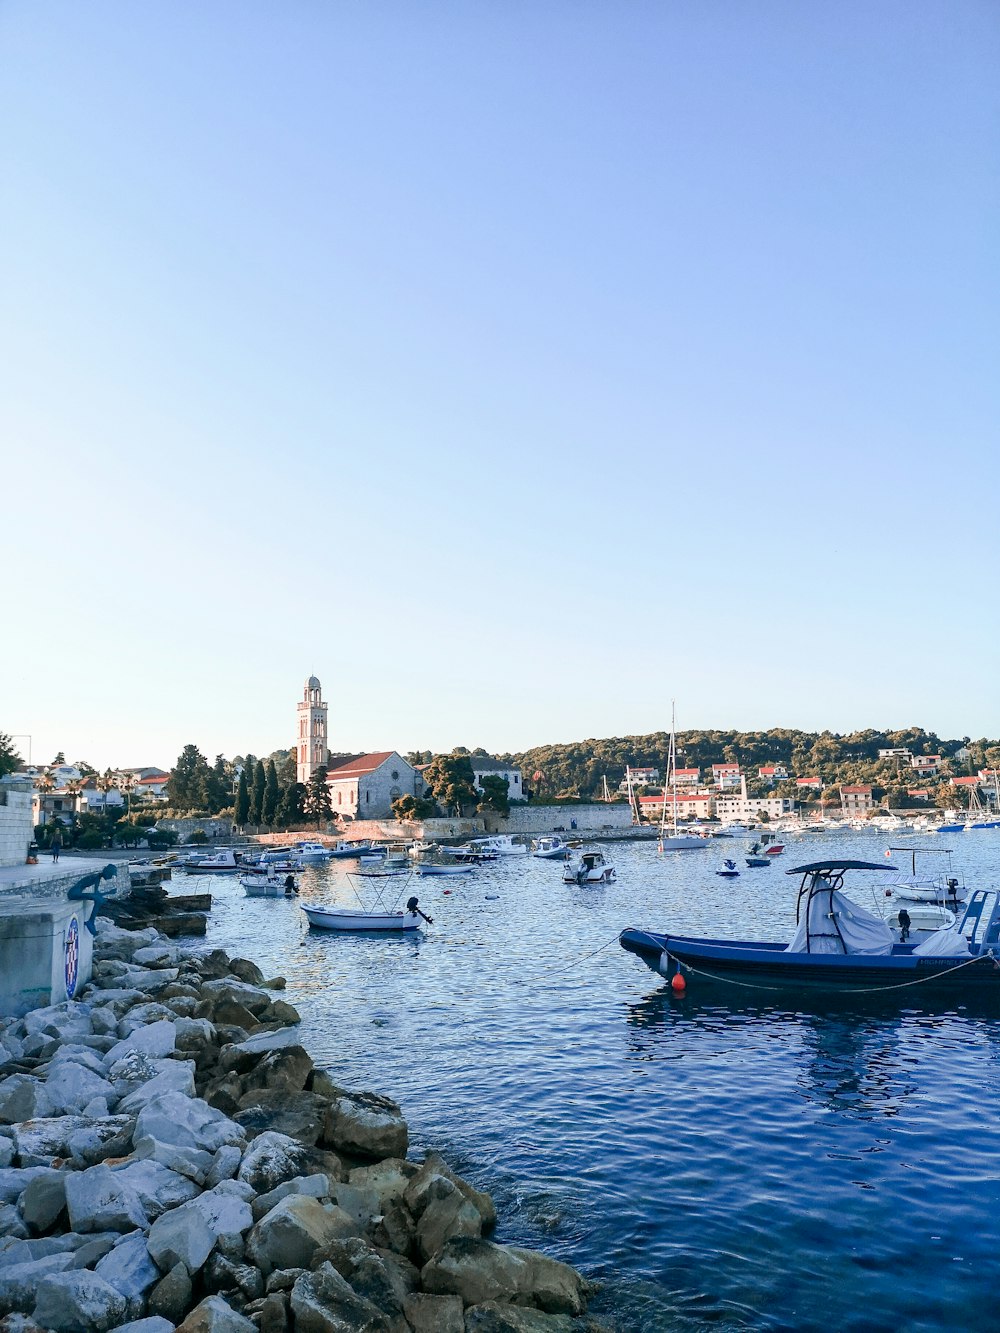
51;832;62;863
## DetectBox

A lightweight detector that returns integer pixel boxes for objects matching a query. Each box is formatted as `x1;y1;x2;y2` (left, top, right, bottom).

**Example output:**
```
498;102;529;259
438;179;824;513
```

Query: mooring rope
660;946;998;995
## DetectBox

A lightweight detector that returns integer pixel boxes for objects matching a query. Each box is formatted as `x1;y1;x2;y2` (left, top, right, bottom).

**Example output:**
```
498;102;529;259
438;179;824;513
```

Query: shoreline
0;917;604;1333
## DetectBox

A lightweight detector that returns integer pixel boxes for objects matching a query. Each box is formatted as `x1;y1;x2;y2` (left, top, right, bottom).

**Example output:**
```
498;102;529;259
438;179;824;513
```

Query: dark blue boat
620;860;1000;997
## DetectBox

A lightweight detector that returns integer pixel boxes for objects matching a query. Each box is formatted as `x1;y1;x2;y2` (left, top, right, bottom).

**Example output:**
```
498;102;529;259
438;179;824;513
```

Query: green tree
0;733;24;778
391;794;438;822
423;753;478;816
249;760;267;825
262;760;281;825
51;751;65;766
278;782;306;828
936;784;959;810
204;755;231;814
168;745;211;812
234;770;251;828
476;774;510;818
305;766;332;828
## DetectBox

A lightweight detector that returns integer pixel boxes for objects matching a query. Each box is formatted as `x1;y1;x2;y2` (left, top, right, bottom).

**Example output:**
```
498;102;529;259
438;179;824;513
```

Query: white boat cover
911;926;972;958
785;887;894;955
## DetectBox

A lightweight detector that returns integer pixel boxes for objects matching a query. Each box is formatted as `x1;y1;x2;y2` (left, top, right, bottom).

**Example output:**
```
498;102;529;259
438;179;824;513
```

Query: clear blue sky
3;1;998;770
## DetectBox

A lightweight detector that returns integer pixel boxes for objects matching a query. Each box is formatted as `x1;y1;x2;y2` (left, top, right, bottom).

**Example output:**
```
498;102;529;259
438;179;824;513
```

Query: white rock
146;1200;215;1274
173;1018;216;1051
229;1028;297;1057
130;946;182;968
189;1186;253;1240
117;1063;196;1115
83;1098;112;1119
64;1165;149;1235
236;1132;310;1193
199;980;272;1015
33;1269;128;1332
45;1064;118;1116
0;1168;57;1205
65;1116;136;1168
12;1117;95;1167
48;1045;108;1077
0;1252;76;1315
0;1136;13;1169
104;1022;176;1068
118;968;179;993
0;1076;54;1125
108;1161;200;1218
204;1145;241;1188
133;1094;243;1155
94;1233;160;1301
107;1318;176;1333
132;1136;214;1186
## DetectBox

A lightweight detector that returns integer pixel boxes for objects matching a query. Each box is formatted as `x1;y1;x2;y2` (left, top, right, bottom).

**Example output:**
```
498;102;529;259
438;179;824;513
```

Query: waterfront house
840;785;873;816
326;752;426;819
471;759;524;802
715;795;796;821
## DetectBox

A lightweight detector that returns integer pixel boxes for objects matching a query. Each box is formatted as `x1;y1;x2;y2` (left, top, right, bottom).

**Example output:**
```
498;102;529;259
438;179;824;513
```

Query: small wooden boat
301;894;433;933
414;862;474;876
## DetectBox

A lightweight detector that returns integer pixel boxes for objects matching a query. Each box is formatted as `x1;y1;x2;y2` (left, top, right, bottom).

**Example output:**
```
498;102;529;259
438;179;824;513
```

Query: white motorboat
181;849;240;874
414;862;474;876
469;835;529;856
532;836;572;860
878;847;968;906
563;849;616;883
294;841;335;862
241;874;299;898
301;894;433;932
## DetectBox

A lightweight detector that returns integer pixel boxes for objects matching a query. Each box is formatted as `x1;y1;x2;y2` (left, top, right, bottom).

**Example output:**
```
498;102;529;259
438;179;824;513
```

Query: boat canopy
785;861;898;956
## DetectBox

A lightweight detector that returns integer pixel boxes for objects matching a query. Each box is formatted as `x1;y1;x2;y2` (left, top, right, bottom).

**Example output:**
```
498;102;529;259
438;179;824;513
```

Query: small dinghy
242;873;299;898
302;894;433;933
716;859;740;878
414;862;474;876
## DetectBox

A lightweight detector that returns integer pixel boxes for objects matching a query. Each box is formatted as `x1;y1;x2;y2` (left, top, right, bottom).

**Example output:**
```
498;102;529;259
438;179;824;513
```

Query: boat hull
414;864;473;876
619;928;1000;993
302;906;422;932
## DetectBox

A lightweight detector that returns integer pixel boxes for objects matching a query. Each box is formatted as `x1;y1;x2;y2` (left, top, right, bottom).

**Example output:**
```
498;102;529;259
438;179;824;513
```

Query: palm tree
97;769;115;819
65;777;84;816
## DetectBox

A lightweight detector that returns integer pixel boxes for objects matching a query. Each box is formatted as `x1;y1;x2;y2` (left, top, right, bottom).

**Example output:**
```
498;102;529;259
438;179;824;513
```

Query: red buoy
671;973;687;994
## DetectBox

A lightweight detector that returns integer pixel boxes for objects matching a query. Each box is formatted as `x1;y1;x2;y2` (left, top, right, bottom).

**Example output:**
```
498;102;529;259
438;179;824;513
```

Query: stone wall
484;803;634;835
0;779;34;867
157;816;234;841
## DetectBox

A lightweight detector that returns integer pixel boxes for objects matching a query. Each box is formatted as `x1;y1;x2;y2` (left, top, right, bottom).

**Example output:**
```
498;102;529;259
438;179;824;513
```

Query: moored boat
301;894;433;932
180;849;240;874
532;835;572;860
241;873;299;898
563;849;616;884
414;862;474;876
620;859;1000;997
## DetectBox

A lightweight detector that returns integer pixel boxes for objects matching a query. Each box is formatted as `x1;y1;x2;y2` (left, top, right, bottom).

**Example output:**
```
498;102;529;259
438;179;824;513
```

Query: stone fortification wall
485;803;634;835
157;817;234;841
0;780;34;868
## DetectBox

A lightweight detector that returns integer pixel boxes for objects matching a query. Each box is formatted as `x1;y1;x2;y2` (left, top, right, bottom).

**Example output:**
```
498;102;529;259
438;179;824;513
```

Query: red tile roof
326;752;396;780
840;785;871;794
796;777;821;785
951;776;980;786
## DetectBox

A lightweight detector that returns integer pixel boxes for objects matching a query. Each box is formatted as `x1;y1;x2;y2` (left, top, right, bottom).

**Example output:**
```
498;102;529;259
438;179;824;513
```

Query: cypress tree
234;770;250;828
249;759;267;825
278;782;306;828
262;760;281;826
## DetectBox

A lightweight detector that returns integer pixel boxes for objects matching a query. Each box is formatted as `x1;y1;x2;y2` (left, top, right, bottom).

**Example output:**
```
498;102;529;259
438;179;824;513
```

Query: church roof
326;752;398;780
306;675;321;690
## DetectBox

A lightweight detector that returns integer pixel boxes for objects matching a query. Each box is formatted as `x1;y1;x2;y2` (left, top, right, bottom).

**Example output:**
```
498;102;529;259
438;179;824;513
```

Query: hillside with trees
512;728;1000;805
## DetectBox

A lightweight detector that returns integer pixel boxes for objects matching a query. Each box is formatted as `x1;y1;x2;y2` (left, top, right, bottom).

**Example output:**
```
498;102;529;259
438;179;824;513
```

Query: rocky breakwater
0;919;600;1333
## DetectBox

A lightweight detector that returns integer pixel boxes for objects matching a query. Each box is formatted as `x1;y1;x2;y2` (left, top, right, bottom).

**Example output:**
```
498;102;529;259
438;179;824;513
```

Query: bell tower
296;675;329;785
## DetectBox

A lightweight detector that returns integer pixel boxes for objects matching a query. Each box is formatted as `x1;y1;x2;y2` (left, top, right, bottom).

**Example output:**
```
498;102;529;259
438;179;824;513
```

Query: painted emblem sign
64;916;80;999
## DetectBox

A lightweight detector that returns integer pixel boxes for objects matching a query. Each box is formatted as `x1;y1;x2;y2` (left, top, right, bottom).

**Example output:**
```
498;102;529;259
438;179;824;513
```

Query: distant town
3;677;999;849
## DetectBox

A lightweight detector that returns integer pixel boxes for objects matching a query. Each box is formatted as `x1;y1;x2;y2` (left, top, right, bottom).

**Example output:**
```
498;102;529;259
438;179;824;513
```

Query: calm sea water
188;831;1000;1332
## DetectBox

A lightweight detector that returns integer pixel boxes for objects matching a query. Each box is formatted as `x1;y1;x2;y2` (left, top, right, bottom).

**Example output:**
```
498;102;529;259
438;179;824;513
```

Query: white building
714;795;796;821
878;748;912;761
910;754;941;775
674;768;701;786
471;759;524;802
638;792;714;821
326;751;427;819
296;675;329;785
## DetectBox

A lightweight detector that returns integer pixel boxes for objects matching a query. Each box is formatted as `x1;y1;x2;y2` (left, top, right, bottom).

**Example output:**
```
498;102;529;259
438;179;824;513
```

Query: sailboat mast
672;702;681;837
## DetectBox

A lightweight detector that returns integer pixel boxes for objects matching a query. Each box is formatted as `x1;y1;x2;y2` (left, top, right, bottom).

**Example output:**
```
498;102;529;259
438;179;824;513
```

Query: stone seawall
0;921;601;1332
